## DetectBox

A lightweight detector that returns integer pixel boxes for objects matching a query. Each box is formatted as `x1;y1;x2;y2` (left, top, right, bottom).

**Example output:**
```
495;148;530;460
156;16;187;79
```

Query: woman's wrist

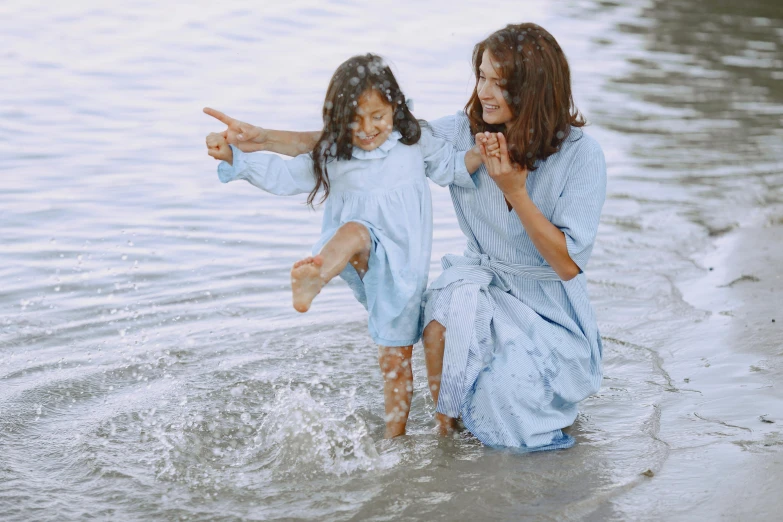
251;126;268;150
504;187;530;206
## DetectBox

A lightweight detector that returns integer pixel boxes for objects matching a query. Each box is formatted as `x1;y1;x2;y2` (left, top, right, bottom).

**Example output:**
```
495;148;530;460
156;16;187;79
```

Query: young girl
205;54;483;438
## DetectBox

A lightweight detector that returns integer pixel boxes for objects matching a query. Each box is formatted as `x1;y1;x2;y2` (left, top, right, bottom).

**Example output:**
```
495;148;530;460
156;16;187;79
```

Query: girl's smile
357;131;380;144
352;90;395;151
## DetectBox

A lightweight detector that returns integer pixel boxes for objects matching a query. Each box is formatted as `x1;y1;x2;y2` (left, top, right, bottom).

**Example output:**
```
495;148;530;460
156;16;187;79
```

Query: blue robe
423;112;607;450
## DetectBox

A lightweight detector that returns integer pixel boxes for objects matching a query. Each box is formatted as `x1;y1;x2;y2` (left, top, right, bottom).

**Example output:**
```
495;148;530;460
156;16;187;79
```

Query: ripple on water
3;0;783;519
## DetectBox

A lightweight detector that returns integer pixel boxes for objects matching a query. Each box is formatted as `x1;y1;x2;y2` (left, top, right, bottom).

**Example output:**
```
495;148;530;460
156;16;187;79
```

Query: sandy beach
594;223;783;520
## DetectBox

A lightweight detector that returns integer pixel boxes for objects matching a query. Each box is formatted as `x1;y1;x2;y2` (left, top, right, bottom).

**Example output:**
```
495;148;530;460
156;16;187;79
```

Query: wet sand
597;223;783;520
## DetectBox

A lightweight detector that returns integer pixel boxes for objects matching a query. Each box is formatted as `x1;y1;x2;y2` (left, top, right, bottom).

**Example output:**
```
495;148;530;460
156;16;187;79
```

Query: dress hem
371;334;421;347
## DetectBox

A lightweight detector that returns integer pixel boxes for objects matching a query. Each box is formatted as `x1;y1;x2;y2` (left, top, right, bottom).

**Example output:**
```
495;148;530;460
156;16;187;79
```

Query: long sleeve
427;113;459;144
217;145;316;196
418;127;475;189
549;139;607;272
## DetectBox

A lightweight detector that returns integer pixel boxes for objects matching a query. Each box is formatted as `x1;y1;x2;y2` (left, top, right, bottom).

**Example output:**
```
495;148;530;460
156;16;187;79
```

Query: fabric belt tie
427;251;561;418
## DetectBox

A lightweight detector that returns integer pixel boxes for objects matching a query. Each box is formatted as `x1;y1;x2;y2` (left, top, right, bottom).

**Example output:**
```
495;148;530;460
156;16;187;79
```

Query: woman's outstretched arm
203;108;320;157
206;130;316;195
480;133;581;281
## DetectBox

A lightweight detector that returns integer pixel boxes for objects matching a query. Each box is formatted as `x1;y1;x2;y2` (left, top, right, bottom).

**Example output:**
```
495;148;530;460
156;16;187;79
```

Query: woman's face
477;49;514;125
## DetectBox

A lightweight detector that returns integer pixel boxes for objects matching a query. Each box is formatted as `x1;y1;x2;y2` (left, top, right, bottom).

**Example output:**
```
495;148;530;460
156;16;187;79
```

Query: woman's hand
473;132;500;166
203;107;268;152
483;132;500;158
481;132;580;280
479;132;528;198
206;131;233;164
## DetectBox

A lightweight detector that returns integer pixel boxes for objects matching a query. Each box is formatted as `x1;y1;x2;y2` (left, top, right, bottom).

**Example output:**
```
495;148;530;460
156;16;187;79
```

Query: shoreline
602;222;783;520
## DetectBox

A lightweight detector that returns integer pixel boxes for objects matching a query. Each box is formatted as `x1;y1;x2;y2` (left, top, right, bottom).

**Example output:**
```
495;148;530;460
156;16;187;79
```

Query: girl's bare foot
291;256;324;312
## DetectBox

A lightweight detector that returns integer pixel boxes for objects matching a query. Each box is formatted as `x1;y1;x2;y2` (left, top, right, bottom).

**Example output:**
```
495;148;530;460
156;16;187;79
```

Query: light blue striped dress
217;129;474;347
424;112;606;451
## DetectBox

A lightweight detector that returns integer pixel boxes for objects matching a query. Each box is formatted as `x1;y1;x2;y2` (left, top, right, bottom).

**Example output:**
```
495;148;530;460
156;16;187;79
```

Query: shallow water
2;0;782;520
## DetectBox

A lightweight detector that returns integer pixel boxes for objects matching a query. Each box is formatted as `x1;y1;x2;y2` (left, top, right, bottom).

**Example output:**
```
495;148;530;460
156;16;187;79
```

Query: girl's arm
204;108;320;156
419;128;480;188
219;146;316;196
464;143;483;173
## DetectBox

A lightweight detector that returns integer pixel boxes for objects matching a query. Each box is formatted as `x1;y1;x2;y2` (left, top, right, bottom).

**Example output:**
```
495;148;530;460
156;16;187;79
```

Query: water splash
137;383;387;496
251;386;384;477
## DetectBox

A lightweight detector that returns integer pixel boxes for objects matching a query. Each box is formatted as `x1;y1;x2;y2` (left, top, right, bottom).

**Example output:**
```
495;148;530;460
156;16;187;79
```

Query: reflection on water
1;0;782;519
605;0;783;167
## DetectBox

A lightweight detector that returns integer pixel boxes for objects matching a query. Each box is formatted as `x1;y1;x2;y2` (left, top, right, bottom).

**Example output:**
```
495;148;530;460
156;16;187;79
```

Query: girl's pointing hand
206;132;233;164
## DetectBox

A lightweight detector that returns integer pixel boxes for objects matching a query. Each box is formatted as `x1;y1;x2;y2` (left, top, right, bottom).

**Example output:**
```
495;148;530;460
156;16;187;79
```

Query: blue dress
423;112;607;450
218;130;475;347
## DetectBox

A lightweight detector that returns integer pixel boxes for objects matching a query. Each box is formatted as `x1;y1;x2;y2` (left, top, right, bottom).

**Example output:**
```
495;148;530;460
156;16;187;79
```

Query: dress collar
351;130;402;160
565;126;583;142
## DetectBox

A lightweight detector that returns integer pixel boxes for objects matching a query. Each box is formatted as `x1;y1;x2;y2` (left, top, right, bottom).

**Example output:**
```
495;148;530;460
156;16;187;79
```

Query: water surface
2;0;782;519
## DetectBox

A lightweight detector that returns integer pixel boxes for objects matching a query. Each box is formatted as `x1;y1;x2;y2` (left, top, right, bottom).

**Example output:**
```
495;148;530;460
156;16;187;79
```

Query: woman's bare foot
291;256;325;312
435;413;458;436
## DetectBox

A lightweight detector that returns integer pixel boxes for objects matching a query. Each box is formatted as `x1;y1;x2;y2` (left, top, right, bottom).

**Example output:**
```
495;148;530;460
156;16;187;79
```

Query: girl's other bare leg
291;221;371;312
422;320;458;436
378;345;413;438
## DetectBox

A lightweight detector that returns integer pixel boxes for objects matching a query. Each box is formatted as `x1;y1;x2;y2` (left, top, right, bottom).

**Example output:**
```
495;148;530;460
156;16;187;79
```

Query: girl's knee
378;346;412;375
340;221;371;243
423;321;446;347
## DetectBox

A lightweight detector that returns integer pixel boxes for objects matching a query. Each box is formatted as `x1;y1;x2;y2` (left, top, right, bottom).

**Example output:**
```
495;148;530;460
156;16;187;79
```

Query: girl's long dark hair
465;23;585;172
308;54;420;207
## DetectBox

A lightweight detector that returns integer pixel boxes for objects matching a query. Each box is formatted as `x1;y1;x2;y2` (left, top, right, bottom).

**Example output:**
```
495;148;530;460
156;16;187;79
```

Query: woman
205;23;606;451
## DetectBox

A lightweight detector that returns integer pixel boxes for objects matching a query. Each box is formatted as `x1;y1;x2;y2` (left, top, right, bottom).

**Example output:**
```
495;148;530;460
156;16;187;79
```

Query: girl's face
477;49;514;125
352;90;395;151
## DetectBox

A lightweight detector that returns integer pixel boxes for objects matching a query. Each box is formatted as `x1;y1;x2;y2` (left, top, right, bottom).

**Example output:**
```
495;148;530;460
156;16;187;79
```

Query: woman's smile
477;50;514;124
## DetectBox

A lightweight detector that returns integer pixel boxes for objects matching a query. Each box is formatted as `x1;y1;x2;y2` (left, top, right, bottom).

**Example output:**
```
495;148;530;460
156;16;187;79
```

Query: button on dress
218;129;475;346
423;112;607;451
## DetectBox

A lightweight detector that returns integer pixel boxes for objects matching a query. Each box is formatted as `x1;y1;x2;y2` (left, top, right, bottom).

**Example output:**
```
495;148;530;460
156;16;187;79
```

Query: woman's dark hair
309;54;420;207
465;23;585;172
